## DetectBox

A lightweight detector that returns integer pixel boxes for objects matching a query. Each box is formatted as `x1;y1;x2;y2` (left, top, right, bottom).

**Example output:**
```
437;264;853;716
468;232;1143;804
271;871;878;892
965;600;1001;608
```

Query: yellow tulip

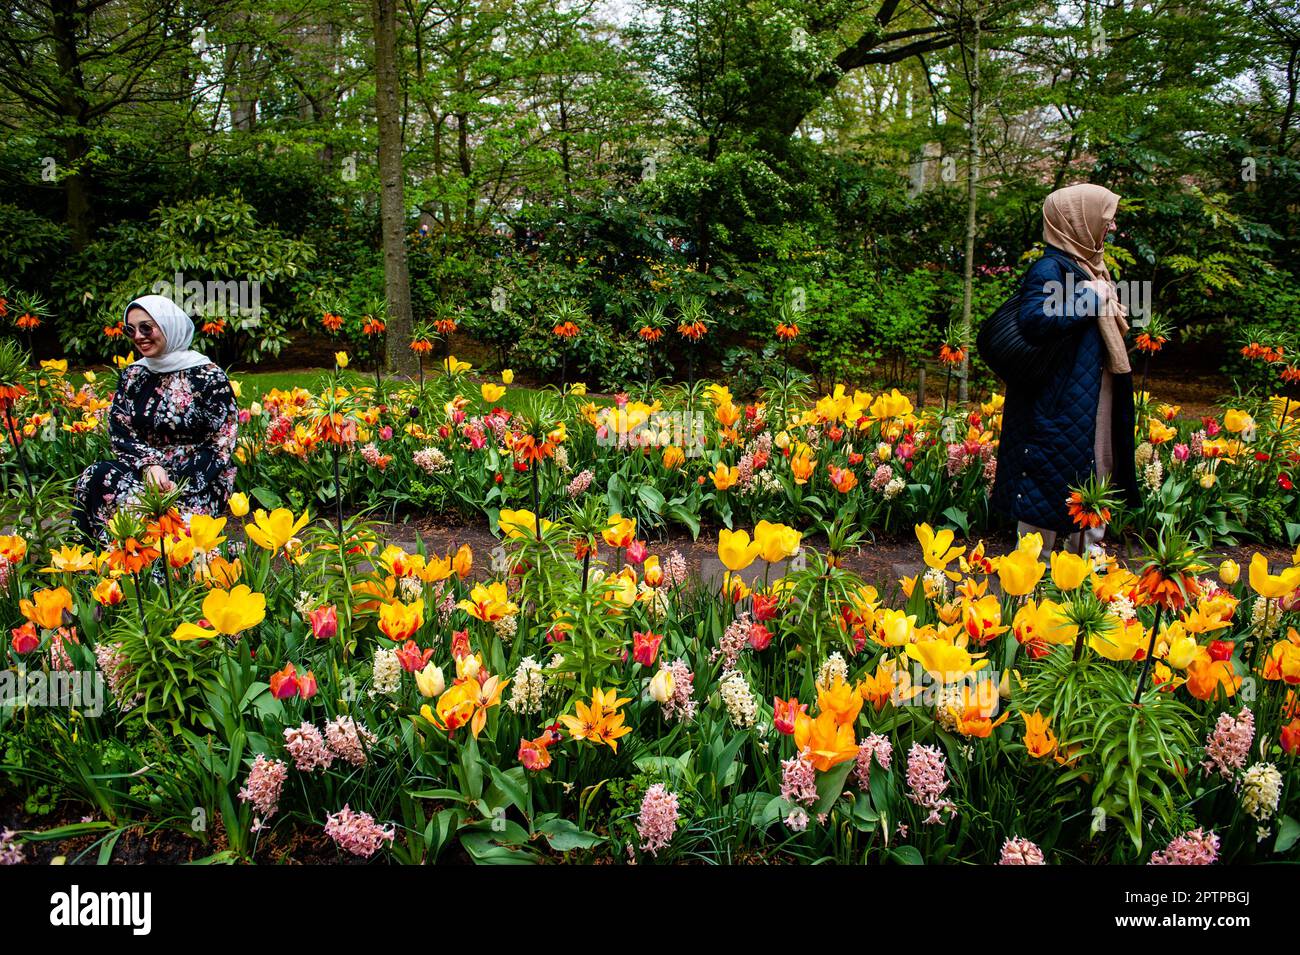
1163;630;1201;670
443;355;472;374
1223;409;1254;433
498;508;550;539
481;382;506;403
1089;617;1146;662
188;514;228;552
649;668;675;703
458;582;518;622
174;585;266;640
874;608;916;647
997;548;1045;596
869;389;913;420
228;492;250;517
501;368;514;384
415;662;446;698
1050;551;1090;591
335;351;349;368
245;507;310;552
1248;553;1300;599
905;638;988;684
753;520;801;563
915;523;964;575
1218;559;1240;585
418;554;453;583
718;529;760;572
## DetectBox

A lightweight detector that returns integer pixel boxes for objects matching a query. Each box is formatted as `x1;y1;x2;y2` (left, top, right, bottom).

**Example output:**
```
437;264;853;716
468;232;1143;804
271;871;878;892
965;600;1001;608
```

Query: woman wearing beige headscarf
991;183;1141;553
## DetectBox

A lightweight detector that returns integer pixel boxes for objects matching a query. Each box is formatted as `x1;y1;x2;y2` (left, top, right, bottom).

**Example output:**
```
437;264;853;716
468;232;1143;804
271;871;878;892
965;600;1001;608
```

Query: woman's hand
143;465;174;491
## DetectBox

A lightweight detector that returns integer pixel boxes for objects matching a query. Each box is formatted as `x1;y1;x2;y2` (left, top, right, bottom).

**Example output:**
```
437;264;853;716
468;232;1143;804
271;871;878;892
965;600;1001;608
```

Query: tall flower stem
158;537;173;608
3;408;35;500
132;570;147;635
332;443;344;527
531;461;542;544
1132;604;1165;705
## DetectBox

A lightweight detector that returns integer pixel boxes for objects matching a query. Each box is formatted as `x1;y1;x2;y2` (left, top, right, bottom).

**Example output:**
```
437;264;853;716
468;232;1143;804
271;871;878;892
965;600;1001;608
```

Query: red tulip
307;604;338;640
773;696;806;735
395;639;433;673
1208;640;1234;662
632;630;663;667
1282;719;1300;756
270;663;300;699
10;622;39;655
752;593;780;622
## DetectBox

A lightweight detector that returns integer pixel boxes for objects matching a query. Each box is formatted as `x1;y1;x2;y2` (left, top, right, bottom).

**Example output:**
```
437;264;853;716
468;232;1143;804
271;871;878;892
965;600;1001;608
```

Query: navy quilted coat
990;245;1141;532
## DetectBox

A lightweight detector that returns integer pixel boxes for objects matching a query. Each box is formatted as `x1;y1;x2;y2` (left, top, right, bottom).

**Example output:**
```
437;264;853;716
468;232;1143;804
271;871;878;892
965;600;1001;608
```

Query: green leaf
889;845;924;865
813;760;854;816
250;486;282;509
537;817;605;851
1276;815;1300;854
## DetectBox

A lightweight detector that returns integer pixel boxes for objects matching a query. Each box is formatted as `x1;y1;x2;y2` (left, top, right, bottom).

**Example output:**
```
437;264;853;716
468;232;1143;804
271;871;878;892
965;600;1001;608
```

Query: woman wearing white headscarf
73;295;240;544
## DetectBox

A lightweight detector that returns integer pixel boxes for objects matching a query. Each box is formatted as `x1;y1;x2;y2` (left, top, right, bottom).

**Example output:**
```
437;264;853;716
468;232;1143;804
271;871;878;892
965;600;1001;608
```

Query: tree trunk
50;0;92;252
372;0;416;375
958;9;982;406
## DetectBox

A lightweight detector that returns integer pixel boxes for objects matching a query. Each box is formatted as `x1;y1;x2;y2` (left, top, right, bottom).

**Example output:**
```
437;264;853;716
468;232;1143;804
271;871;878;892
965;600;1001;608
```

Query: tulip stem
1132;604;1164;705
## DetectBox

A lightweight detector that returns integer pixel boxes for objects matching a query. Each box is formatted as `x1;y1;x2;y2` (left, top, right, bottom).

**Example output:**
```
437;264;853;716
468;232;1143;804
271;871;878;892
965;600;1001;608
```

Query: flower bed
0;355;1298;864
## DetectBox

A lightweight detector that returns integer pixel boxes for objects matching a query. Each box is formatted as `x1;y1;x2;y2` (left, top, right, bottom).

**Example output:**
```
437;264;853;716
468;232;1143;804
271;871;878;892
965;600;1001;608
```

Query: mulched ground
228;507;1295;598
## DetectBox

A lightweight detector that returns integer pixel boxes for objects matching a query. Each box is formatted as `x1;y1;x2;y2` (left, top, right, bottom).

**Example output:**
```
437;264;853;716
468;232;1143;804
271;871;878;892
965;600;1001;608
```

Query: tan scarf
1041;184;1131;375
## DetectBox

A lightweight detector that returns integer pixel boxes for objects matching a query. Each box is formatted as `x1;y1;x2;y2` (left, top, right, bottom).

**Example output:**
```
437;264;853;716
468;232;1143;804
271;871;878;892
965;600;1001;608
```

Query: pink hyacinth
636;783;680;857
1149;828;1220;865
998;836;1045;865
323;805;395;858
94;640;142;712
567;469;594;498
905;742;956;825
659;657;696;723
237;754;288;827
1202;707;1254;780
284;722;335;772
736;453;754;487
719;612;752;670
870;464;893;492
0;829;25;865
663;550;689;588
854;733;893;791
780;753;819;807
325;716;377;767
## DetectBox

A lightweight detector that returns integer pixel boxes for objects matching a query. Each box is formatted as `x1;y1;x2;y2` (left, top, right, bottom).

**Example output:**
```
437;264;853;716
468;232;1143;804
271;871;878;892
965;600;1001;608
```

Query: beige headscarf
1042;184;1131;374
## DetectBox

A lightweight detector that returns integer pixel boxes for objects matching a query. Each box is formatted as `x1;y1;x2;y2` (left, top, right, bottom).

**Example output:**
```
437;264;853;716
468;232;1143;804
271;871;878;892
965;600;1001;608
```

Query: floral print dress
73;362;239;545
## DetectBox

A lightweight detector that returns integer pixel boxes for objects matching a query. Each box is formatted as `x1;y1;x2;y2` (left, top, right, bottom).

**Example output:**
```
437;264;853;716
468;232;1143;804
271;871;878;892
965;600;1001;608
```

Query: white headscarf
124;295;212;374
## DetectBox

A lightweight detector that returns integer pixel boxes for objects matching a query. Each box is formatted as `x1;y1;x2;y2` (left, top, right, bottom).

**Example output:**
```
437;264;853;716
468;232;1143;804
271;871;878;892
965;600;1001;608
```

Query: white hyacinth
719;669;757;729
368;647;402;698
